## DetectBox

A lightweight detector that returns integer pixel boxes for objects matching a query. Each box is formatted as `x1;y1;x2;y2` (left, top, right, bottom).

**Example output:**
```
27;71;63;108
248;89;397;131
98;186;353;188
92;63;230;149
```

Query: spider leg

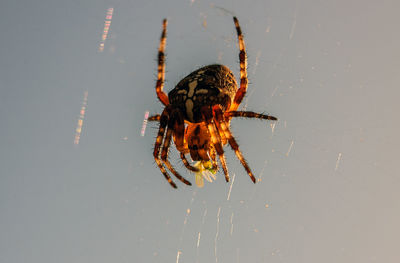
180;152;200;172
171;110;187;152
231;17;248;111
202;107;230;182
160;111;192;186
170;110;200;173
209;144;218;171
213;114;228;145
148;114;161;121
153;108;177;188
155;19;170;106
214;106;256;183
225;111;277;121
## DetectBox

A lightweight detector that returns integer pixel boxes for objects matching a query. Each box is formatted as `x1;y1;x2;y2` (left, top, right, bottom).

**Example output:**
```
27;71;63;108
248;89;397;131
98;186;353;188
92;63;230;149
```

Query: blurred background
1;0;399;262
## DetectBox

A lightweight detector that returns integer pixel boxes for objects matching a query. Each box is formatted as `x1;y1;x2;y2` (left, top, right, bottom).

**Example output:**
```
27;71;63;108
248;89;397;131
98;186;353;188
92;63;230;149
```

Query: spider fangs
148;17;277;188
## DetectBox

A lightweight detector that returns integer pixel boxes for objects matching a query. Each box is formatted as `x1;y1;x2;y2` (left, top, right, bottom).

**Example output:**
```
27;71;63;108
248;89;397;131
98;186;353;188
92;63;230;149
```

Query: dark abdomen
168;64;237;123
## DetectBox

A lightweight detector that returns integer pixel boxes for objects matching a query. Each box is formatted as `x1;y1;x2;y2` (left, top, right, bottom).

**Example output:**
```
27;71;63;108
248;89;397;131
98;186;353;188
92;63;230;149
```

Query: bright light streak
289;8;298;40
74;91;88;145
251;50;262;75
286;140;294;157
196;207;207;263
196;232;201;248
177;191;196;261
201;207;207;224
242;89;254;111
141;111;149;136
271;122;276;134
226;173;236;201
258;160;268;182
183;209;190;226
335;152;342;171
176;250;181;263
214;206;221;263
98;7;114;52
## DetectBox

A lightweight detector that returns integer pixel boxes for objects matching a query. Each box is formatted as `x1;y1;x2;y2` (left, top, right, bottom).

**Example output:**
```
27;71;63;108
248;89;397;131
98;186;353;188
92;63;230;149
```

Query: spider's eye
192;145;198;150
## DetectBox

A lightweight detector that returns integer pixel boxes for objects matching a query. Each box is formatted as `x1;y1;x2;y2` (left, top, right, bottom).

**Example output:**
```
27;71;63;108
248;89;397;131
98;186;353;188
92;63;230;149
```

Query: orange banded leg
153;108;176;188
231;17;248;111
202;107;230;182
148;114;161;121
214;106;256;183
225;111;277;121
211;122;229;182
180;153;200;172
171;110;186;152
155;19;169;106
160;111;191;186
172;111;199;173
213;114;228;145
209;144;218;171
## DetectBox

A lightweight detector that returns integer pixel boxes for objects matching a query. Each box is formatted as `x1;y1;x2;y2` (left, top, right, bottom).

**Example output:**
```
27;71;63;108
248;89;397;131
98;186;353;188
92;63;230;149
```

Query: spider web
5;2;395;263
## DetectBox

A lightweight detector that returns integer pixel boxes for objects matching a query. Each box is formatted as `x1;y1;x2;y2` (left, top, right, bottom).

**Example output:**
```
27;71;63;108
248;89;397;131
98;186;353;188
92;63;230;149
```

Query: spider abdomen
168;64;237;123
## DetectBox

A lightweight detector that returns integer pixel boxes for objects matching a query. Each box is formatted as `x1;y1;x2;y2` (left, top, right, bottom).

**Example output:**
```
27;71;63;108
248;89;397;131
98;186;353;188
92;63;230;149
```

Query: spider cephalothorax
148;17;277;188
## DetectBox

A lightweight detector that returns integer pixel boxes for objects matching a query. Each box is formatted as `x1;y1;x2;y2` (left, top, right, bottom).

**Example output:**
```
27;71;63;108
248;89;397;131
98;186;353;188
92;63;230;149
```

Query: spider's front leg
225;111;277;121
148;114;161;121
231;16;248;111
180;153;200;172
153;108;177;188
209;144;218;171
202;106;230;182
171;110;199;173
160;109;192;187
155;19;169;106
214;105;256;183
150;113;200;173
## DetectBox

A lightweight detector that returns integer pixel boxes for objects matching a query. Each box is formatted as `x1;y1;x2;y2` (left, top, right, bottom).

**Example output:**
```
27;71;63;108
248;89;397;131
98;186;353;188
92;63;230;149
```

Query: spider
148;17;277;188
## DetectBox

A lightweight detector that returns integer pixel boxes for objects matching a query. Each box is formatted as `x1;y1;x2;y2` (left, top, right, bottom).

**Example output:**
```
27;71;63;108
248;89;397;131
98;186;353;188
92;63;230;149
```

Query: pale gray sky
1;0;399;262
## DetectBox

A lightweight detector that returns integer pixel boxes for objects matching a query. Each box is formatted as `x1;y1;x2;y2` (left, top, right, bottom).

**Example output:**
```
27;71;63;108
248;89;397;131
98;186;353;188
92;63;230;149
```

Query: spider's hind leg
209;144;218;171
202;106;230;182
153;108;177;188
160;110;192;186
231;17;248;111
171;110;199;173
214;105;256;183
180;153;200;172
155;19;170;106
226;111;278;121
148;114;161;121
